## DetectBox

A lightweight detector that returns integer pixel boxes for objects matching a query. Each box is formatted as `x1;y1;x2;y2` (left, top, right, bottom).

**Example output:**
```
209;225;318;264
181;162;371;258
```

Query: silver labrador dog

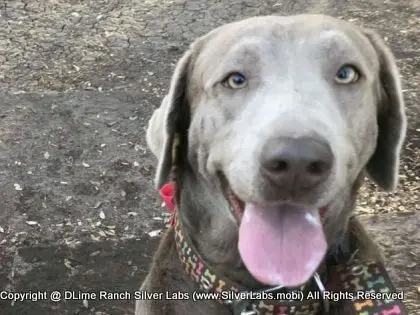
137;14;406;315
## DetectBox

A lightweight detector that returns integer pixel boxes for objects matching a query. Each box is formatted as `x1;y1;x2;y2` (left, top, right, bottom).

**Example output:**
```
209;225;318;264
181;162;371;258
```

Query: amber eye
335;65;360;84
223;72;247;89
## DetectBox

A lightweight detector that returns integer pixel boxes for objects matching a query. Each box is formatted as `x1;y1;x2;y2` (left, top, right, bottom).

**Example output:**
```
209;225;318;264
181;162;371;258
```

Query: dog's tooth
304;212;320;227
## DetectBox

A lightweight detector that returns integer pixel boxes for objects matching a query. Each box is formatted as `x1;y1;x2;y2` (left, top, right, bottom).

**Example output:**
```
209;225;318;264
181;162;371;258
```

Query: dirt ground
0;0;418;314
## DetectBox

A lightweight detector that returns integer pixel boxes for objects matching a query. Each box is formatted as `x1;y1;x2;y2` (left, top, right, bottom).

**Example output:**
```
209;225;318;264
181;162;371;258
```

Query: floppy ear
146;50;193;189
363;29;407;191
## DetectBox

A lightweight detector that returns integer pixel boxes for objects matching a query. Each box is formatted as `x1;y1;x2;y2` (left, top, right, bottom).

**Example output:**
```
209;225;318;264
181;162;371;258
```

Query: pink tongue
238;204;327;287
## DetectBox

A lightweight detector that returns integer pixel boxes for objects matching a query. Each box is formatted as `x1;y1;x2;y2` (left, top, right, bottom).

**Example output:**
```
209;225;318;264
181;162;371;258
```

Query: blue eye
335;65;360;84
223;72;247;89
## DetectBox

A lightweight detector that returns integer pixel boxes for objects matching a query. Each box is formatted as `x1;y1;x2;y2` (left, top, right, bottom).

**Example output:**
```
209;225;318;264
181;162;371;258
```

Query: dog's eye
223;72;247;89
335;65;360;84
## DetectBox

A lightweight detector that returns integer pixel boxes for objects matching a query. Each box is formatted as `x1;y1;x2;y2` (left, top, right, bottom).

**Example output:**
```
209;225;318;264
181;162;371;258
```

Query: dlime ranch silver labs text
65;290;189;300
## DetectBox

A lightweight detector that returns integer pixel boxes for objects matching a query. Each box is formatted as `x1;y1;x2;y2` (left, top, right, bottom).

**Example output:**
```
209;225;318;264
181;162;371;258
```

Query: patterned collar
160;182;407;315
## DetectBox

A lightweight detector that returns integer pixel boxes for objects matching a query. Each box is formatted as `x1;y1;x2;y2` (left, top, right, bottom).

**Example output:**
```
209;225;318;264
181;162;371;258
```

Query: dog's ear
363;29;407;191
146;49;193;189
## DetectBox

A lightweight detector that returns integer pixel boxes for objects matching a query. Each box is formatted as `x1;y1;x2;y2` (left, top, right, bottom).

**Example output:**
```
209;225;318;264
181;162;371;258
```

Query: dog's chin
219;174;330;288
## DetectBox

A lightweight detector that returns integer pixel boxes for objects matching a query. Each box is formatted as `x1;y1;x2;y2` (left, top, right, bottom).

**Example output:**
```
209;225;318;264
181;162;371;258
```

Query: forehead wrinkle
203;38;267;89
316;30;376;71
293;30;354;60
276;29;373;84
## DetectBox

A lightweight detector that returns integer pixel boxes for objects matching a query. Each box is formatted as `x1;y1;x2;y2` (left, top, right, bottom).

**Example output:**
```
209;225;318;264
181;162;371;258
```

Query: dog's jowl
137;14;407;315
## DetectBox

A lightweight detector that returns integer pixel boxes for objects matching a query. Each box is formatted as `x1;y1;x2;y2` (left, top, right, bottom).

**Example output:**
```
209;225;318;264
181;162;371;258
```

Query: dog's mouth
220;174;328;288
226;186;246;221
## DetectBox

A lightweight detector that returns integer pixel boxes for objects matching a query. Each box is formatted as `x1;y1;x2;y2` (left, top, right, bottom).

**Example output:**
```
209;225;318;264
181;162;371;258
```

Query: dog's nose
260;137;333;189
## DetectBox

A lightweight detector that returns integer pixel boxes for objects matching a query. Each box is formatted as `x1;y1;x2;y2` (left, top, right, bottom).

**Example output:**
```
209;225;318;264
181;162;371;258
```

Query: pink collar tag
159;182;176;213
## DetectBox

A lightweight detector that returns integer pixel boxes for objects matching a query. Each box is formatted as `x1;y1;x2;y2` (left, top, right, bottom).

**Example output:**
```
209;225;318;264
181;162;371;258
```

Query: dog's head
147;15;406;287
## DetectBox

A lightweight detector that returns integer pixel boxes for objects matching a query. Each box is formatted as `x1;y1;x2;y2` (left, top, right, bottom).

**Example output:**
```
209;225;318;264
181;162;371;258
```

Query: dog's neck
175;168;365;290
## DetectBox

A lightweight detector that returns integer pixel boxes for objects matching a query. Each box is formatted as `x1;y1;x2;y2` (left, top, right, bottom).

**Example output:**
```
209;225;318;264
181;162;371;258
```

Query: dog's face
147;15;406;287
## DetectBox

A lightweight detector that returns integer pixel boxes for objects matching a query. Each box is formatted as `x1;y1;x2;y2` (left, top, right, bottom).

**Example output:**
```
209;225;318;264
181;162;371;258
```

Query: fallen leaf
89;181;101;187
105;230;115;236
148;230;161;238
90;234;100;242
64;259;73;269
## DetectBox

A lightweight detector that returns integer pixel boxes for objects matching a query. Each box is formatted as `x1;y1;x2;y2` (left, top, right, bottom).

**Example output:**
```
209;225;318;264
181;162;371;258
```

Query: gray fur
138;14;406;315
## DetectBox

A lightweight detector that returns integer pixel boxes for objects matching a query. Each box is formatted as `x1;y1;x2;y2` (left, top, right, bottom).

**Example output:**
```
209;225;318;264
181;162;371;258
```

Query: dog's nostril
307;161;329;175
268;160;289;172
